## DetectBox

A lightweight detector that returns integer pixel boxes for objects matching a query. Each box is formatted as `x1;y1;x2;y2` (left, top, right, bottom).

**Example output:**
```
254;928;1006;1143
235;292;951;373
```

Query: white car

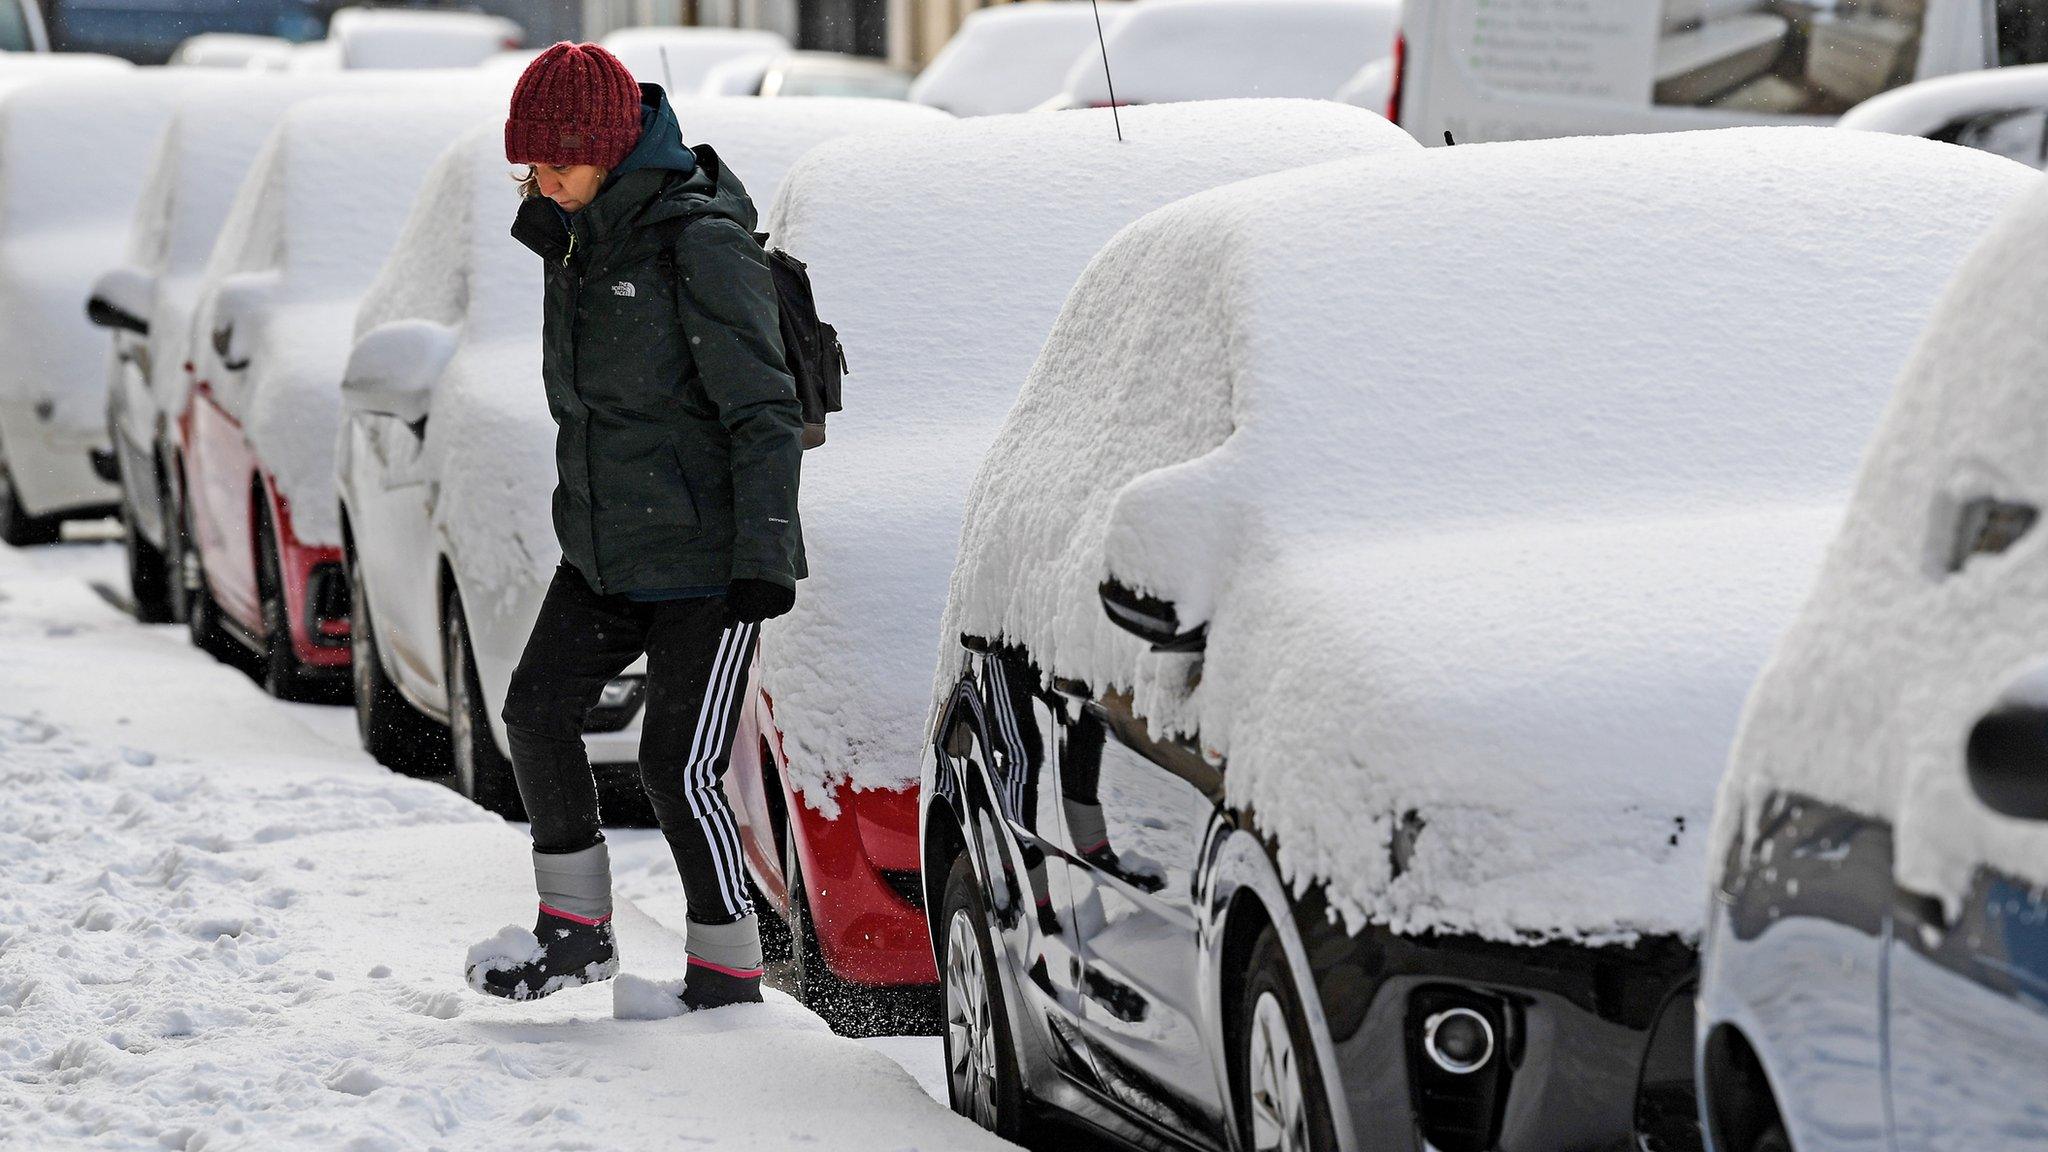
910;1;1127;116
698;51;913;100
1043;0;1397;109
334;98;950;806
0;68;212;545
178;87;503;698
1700;160;2048;1152
745;99;1412;1029
922;127;2030;1150
89;75;388;618
598;26;790;89
167;32;296;70
324;6;522;70
1838;63;2048;167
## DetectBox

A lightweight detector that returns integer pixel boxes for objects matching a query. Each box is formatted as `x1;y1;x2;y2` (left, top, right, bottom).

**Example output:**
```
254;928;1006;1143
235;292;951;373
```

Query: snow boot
469;905;620;1001
680;914;764;1010
467;842;620;1001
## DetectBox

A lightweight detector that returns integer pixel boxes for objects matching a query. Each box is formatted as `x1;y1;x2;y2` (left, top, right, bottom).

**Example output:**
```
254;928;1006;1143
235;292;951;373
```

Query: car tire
1234;924;1339;1152
348;544;449;776
938;848;1028;1138
121;494;174;623
0;457;60;547
255;501;320;702
443;587;525;819
786;829;940;1039
182;499;240;665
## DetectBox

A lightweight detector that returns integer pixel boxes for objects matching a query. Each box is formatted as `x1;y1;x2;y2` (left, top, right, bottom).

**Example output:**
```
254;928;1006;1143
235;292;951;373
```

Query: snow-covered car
179;88;502;697
0;68;213;545
167;32;296;69
0;0;47;52
1838;63;2048;168
1041;0;1396;109
919;128;2030;1150
1699;166;2048;1152
598;25;789;89
324;6;522;70
698;51;912;100
333;98;949;807
909;1;1126;116
752;100;1411;1035
89;75;382;621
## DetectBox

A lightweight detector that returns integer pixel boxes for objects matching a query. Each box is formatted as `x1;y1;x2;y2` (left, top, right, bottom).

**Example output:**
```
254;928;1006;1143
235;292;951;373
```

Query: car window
1999;0;2048;66
0;0;32;51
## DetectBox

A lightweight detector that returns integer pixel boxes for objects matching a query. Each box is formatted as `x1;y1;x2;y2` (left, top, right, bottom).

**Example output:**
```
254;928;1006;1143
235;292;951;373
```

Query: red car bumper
270;488;350;669
733;690;936;988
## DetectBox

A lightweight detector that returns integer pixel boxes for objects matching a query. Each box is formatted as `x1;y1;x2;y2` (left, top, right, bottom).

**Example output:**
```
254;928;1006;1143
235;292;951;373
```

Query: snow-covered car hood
1219;506;1838;943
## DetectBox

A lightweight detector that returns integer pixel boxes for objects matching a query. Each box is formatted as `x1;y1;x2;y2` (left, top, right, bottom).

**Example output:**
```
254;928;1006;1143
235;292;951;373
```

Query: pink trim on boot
687;955;765;980
539;902;613;927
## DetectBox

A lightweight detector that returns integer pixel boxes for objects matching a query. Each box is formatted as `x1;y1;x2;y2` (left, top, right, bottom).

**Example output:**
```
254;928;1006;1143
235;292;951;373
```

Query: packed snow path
0;539;1001;1151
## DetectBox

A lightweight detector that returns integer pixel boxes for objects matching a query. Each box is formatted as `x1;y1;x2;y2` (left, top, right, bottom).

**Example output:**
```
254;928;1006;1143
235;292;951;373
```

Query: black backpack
653;215;844;450
753;234;844;450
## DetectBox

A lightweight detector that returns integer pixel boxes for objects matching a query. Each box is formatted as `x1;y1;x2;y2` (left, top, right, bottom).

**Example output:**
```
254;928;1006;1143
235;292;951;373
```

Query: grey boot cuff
1065;800;1109;853
687;914;764;973
534;842;613;921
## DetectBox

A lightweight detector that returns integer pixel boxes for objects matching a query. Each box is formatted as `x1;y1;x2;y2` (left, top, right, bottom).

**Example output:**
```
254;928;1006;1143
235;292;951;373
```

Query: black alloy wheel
1234;925;1339;1152
442;587;525;818
0;457;60;547
785;828;940;1039
256;502;319;701
347;543;449;776
938;849;1028;1139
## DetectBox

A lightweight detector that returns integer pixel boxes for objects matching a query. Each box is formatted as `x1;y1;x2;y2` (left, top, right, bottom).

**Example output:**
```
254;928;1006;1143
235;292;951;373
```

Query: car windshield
0;0;32;51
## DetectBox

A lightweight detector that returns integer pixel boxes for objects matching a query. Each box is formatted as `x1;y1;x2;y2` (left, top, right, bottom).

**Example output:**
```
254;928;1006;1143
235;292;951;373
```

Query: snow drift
940;128;2032;944
756;100;1417;808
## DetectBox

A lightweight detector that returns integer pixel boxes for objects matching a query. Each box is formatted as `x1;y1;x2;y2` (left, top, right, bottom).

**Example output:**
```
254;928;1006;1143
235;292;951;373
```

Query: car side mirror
86;266;156;335
1965;705;2048;821
1099;579;1207;653
207;271;278;374
341;319;457;426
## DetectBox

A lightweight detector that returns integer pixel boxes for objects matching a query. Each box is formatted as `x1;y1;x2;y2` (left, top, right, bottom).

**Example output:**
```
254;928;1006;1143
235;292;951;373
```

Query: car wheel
443;588;524;818
786;829;940;1038
255;503;319;701
939;849;1027;1138
0;457;60;547
121;499;173;623
1235;924;1338;1152
348;545;448;775
181;500;239;664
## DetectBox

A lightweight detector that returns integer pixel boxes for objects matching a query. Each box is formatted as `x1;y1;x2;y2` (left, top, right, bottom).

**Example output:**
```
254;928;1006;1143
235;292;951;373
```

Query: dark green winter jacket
511;85;806;596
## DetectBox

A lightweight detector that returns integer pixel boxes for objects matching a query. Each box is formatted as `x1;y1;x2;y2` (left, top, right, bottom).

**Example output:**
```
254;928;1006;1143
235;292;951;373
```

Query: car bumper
789;774;937;987
272;493;350;671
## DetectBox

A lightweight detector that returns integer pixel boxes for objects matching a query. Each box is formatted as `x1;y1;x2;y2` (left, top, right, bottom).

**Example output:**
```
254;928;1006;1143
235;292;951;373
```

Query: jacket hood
608;84;698;182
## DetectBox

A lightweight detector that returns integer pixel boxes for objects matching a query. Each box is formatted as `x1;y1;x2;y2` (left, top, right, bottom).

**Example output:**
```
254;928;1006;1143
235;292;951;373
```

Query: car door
1885;702;2048;1150
1058;689;1228;1141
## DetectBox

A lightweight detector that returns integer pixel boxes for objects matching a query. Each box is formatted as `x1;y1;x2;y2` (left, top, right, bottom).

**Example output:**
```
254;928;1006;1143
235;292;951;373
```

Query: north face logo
611;281;636;298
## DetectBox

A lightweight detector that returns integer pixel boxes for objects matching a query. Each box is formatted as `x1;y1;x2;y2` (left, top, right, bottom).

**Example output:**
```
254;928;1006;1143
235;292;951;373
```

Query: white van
1393;0;2048;144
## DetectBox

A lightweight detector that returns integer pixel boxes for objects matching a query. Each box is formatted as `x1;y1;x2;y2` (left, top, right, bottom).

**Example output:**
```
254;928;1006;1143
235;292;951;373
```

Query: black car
918;621;1700;1152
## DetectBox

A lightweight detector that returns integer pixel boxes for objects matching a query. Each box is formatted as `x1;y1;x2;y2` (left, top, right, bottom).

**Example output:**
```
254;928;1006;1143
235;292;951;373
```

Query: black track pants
502;564;756;925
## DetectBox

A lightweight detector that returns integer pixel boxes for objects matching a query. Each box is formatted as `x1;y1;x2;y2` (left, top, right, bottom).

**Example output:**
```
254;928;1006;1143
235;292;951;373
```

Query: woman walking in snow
466;42;804;1011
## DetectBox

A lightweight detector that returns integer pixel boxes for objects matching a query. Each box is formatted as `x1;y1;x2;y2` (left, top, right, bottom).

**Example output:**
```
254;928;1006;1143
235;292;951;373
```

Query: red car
173;93;502;697
727;674;938;1035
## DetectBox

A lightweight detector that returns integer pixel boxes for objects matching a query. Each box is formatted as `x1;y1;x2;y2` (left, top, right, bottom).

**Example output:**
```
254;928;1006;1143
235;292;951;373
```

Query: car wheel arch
1201;826;1361;1152
1700;1021;1790;1152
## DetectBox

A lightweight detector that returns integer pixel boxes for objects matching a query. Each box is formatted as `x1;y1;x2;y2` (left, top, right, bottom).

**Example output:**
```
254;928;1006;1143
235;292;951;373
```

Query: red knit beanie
505;42;642;170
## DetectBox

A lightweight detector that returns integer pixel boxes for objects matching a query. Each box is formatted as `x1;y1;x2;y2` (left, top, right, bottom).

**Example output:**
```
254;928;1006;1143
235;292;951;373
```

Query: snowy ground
0;535;989;1150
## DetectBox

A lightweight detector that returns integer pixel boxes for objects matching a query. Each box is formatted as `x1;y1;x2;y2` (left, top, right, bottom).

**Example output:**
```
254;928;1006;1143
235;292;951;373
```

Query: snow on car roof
755;99;1416;808
353;97;954;602
1058;0;1398;106
910;1;1128;116
0;69;220;434
203;85;506;549
941;127;2032;943
327;6;522;69
1718;174;2048;910
600;26;791;89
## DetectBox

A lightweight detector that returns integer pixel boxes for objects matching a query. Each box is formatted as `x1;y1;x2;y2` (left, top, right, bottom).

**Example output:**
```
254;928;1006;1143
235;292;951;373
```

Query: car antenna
659;45;676;96
1091;0;1123;142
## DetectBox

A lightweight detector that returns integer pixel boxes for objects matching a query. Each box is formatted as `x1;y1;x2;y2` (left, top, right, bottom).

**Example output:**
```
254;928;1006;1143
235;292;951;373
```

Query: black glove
725;578;794;625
